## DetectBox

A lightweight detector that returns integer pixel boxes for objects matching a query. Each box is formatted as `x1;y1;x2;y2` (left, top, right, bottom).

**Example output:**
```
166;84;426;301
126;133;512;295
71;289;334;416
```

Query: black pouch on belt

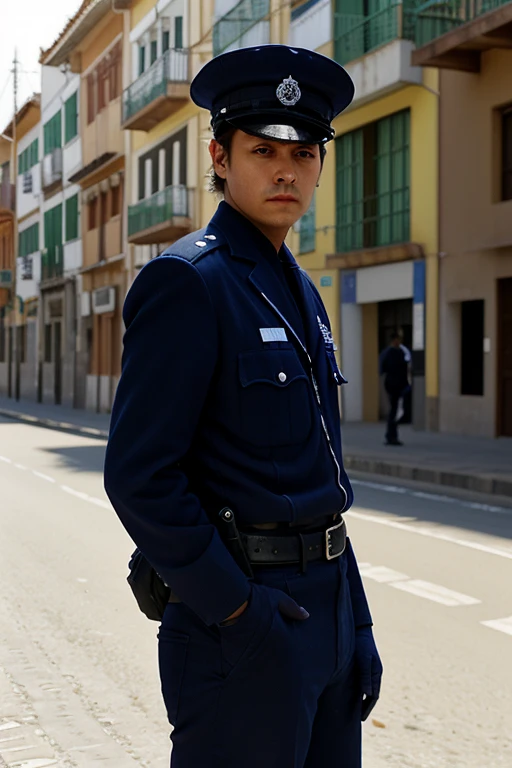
127;548;170;621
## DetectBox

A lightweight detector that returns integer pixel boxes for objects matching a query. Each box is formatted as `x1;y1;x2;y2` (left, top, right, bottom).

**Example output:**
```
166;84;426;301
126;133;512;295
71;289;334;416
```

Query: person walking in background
380;331;410;446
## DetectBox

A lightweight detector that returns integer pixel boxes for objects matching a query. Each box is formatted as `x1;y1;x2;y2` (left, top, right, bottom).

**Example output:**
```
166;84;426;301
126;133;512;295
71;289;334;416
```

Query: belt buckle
325;518;346;561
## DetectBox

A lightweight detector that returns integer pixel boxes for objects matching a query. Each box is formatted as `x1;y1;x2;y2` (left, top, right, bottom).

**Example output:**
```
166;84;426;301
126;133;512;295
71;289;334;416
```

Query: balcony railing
334;2;414;66
213;0;270;56
19;255;33;281
41;148;63;191
41;244;64;281
413;0;511;48
122;48;189;126
128;185;193;244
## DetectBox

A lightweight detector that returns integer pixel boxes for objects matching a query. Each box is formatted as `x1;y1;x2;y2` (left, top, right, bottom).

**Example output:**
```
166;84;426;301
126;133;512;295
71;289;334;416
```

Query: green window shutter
44;112;62;155
65;195;79;242
19;230;24;258
162;30;170;53
299;193;316;254
18;152;23;175
139;45;146;75
336;129;364;253
175;16;183;49
65;92;78;143
150;40;158;64
31;139;38;168
376;109;410;246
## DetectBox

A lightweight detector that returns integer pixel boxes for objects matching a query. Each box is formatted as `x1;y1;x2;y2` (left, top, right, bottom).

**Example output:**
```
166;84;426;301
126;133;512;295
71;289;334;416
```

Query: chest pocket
238;349;312;447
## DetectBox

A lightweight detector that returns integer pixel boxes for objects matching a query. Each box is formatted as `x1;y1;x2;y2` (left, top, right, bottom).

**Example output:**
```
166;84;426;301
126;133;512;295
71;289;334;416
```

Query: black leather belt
241;517;347;566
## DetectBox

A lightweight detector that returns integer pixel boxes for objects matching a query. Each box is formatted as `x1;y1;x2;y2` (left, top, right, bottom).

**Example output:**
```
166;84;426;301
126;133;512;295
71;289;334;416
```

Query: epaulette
158;228;224;265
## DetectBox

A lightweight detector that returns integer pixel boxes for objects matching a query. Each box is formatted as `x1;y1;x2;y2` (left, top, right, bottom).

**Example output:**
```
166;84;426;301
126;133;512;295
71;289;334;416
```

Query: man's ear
209;139;228;180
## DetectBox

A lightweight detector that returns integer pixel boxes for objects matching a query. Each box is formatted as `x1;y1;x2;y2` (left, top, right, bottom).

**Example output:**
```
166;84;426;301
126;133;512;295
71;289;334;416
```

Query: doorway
498;277;512;436
378;299;413;422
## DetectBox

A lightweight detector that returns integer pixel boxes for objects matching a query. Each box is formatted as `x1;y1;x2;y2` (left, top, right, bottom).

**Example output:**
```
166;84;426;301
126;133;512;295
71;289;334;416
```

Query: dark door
378;299;413;422
498;278;512;436
54;321;62;405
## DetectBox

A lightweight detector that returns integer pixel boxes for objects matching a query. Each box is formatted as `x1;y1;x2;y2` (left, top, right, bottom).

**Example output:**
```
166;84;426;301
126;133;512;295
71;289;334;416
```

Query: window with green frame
65;194;79;242
336;109;410;253
19;223;39;258
299;193;316;254
175;16;183;49
18;139;39;174
139;45;146;75
64;92;78;144
150;39;158;64
162;30;170;52
44;203;63;250
43;111;62;155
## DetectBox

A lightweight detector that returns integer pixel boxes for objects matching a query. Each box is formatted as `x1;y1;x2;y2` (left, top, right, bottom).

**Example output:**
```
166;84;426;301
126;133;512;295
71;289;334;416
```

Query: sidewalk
1;396;511;499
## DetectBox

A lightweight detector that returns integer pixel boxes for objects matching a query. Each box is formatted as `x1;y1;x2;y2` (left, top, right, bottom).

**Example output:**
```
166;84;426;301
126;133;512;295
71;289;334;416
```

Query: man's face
210;129;322;236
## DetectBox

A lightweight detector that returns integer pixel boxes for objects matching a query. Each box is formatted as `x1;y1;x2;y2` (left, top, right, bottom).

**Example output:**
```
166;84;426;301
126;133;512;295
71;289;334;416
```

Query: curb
0;408;109;440
344;455;512;499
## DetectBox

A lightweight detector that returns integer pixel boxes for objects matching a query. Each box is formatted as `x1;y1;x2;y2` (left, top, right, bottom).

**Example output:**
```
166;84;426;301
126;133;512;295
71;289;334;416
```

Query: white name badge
260;327;288;343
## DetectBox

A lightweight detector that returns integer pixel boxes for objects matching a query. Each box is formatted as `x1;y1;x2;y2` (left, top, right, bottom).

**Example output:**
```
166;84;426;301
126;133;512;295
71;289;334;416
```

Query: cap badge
276;75;301;107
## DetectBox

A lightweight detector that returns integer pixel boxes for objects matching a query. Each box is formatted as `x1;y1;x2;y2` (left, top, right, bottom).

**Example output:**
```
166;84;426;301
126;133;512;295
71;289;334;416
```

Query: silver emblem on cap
276;75;301;107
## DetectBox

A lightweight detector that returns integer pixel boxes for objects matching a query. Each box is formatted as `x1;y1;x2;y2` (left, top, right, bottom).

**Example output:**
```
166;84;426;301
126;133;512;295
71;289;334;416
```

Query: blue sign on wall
320;276;332;287
413;260;426;304
341;272;357;304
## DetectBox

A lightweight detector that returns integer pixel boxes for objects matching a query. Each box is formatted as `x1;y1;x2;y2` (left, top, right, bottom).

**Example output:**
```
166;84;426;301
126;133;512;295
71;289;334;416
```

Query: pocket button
278;371;287;383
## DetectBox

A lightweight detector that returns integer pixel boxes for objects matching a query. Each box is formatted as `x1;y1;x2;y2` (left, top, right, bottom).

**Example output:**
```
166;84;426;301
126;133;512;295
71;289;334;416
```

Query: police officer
104;45;382;768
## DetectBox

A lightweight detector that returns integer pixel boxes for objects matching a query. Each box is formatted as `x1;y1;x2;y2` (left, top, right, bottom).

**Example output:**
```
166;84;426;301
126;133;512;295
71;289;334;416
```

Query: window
162;30;170;53
299;193;316;254
97;59;108;112
43;111;62;156
19;223;39;257
502;109;512;201
88;198;98;230
18;139;38;174
87;74;95;124
108;41;122;101
175;16;183;49
44;323;52;363
139;45;146;75
111;184;121;217
336;109;410;253
44;204;63;252
138;127;187;200
460;300;484;396
65;195;79;241
64;91;78;143
150;39;158;65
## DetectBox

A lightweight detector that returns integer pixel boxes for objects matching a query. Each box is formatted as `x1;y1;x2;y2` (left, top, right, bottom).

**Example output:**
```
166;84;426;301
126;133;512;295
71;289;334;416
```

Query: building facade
412;0;512;437
0;137;16;396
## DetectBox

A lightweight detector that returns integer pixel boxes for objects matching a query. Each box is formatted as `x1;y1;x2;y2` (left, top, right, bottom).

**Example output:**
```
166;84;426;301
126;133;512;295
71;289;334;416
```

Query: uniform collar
209;201;298;269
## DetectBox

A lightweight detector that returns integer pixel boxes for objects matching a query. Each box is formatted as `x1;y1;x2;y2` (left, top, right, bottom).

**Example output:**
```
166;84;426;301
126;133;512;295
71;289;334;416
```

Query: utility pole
11;49;20;401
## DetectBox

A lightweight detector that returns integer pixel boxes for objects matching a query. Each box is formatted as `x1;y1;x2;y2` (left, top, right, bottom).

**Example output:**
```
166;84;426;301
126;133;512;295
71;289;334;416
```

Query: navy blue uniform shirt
105;202;371;628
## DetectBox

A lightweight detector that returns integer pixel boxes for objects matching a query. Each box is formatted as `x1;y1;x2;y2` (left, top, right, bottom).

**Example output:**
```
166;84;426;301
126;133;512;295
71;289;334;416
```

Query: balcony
41;244;64;282
127;185;193;245
213;0;270;56
122;49;189;131
411;0;512;71
41;148;63;196
334;3;422;105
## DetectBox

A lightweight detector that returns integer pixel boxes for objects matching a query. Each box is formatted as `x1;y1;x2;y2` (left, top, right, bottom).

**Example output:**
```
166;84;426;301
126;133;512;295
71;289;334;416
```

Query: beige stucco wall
438;50;512;437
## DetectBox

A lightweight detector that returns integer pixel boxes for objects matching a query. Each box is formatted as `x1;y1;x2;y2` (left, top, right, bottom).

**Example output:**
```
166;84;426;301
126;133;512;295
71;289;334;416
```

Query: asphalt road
0;415;511;768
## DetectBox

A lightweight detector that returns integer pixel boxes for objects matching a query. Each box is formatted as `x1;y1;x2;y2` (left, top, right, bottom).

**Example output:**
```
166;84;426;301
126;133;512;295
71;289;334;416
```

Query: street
0;415;511;767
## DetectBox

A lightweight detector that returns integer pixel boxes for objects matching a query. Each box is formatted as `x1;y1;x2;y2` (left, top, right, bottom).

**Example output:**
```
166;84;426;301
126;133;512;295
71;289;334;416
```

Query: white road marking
0;722;21;731
0;455;12;463
481;616;512;637
76;578;88;583
2;745;39;753
358;564;409;583
13;463;27;471
351;478;510;514
0;735;24;744
31;471;56;483
60;486;111;509
391;579;480;607
346;510;512;560
10;761;58;768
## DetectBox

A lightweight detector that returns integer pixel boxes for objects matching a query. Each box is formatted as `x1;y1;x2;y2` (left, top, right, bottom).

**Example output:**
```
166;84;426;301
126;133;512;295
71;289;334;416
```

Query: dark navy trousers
158;552;362;767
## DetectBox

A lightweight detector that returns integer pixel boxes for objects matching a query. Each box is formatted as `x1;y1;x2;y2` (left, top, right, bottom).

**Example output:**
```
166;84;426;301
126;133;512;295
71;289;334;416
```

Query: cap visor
226;117;325;144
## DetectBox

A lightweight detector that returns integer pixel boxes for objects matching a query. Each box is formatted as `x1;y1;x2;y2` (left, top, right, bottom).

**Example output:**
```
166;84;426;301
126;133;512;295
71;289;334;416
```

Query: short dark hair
208;128;327;195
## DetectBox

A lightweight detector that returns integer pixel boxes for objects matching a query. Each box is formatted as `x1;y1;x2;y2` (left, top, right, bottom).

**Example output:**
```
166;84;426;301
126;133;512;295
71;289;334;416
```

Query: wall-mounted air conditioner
92;286;116;314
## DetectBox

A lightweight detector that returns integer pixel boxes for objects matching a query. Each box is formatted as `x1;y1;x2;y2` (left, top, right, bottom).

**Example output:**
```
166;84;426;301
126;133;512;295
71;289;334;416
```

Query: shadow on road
351;476;512;543
41;444;107;475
